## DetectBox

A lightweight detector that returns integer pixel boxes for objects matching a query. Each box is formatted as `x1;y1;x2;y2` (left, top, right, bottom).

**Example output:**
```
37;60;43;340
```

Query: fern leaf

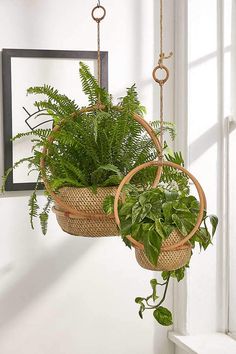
39;196;52;235
28;192;39;229
1;157;34;193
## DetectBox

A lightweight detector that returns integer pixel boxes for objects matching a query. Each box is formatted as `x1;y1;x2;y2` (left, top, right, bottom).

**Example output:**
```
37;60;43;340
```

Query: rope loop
152;65;169;86
91;4;106;23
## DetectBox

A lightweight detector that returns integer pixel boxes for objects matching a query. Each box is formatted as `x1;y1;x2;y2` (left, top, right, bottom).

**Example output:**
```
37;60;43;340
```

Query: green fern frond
27;85;78;113
50;178;84;190
79;62;111;106
12;129;51;142
39;196;52;235
28;192;39;229
1;157;34;193
165;151;185;166
119;84;146;115
151;121;176;141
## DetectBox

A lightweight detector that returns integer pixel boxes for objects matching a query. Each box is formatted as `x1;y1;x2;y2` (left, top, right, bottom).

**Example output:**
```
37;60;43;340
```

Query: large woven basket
135;229;192;271
53;186;119;237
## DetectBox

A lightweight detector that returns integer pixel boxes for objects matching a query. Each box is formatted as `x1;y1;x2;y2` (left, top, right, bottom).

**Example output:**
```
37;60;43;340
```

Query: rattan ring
152;64;169;85
114;160;207;252
40;105;163;219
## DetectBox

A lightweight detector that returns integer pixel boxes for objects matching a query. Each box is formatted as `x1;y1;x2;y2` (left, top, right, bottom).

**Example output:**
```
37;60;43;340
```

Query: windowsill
168;332;236;354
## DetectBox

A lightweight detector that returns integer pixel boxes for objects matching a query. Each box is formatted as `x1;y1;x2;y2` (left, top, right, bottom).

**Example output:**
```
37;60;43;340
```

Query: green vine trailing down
1;62;175;235
103;152;218;326
135;269;184;326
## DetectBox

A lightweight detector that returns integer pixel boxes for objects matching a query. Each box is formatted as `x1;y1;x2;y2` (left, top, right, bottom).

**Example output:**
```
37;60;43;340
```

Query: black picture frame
2;49;108;191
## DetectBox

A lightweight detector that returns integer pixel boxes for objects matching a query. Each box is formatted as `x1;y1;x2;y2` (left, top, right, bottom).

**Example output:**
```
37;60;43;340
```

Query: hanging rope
91;2;106;98
152;0;173;160
160;0;163;58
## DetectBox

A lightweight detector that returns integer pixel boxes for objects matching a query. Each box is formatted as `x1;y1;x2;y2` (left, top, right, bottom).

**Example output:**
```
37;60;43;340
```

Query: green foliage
1;59;219;329
79;61;111;106
153;306;173;326
103;195;116;215
1;157;34;193
135;274;173;325
162;151;190;194
39;195;53;235
28;190;39;230
151;120;176;141
27;85;79;119
118;185;217;266
2;61;175;234
113;151;218;327
135;267;188;326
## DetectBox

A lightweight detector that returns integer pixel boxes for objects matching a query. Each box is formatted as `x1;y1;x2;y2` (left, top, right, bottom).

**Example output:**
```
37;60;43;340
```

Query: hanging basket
135;229;192;271
40;105;163;237
53;186;118;237
114;160;207;271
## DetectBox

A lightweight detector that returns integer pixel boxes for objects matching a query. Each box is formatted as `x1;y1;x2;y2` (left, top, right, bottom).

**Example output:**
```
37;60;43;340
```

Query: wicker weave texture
135;229;192;271
54;186;119;237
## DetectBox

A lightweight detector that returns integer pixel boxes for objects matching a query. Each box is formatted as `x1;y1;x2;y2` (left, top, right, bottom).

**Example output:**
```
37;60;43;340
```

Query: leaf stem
145;274;171;309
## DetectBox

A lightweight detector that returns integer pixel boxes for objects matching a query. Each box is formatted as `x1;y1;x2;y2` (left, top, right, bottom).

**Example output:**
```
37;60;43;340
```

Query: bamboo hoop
113;160;207;252
39;105;163;219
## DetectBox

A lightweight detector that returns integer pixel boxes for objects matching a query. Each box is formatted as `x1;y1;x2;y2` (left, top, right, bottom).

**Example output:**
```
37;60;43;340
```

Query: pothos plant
1;62;175;235
103;152;218;326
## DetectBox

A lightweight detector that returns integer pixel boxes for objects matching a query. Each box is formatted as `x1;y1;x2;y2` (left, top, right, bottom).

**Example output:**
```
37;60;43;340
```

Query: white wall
0;1;175;354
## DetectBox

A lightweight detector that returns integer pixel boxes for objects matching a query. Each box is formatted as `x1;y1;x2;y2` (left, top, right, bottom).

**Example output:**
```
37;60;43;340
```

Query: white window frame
169;0;236;352
228;0;236;340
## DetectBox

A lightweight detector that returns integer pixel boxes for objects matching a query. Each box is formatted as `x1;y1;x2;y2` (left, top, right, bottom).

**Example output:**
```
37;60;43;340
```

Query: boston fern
1;62;175;235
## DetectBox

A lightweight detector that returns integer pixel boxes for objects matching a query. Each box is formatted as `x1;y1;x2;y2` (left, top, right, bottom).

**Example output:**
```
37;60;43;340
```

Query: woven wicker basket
135;229;192;271
53;186;119;237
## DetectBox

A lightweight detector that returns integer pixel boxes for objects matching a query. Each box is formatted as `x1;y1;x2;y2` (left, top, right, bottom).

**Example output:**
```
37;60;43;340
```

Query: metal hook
97;0;100;7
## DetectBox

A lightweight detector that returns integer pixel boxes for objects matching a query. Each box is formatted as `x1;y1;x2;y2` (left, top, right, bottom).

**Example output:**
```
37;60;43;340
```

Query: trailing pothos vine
135;268;184;326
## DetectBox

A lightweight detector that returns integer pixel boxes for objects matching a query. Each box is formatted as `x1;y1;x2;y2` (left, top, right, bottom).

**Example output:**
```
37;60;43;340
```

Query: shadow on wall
0;237;94;329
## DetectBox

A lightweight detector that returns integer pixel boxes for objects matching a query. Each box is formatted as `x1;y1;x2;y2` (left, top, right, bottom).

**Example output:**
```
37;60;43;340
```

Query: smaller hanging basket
135;229;192;271
39;105;163;237
114;160;207;272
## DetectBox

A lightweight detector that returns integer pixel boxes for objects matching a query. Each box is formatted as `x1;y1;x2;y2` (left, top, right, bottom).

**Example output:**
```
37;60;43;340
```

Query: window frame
170;1;235;351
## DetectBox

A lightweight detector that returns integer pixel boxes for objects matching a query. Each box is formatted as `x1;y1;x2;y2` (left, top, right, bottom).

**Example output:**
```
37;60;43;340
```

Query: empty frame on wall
2;49;108;191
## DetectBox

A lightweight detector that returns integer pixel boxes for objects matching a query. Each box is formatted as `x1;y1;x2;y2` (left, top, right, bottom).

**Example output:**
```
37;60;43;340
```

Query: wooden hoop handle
40;105;163;218
114;160;207;252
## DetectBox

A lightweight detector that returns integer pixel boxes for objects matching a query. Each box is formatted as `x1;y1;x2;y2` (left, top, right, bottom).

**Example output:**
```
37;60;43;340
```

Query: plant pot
53;186;119;237
135;229;192;271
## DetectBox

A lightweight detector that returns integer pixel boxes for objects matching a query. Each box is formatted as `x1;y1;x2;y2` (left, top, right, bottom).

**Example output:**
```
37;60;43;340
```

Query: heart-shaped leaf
153;306;173;326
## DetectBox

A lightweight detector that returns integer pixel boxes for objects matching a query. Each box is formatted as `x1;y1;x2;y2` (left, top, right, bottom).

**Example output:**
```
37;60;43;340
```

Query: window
228;0;236;339
172;0;235;336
